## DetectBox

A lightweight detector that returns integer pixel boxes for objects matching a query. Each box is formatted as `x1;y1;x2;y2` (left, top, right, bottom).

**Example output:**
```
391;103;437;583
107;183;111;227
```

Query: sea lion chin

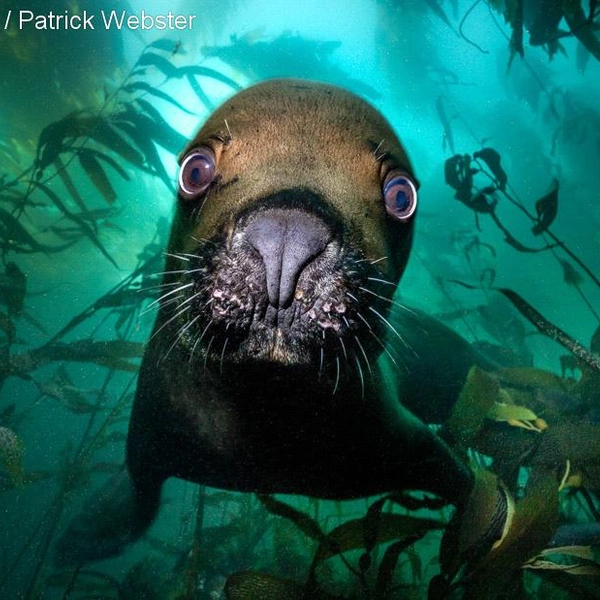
56;78;507;568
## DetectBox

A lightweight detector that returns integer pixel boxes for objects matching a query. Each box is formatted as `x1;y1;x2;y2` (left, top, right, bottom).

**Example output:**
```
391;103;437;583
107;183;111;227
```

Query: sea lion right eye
178;147;217;199
382;169;418;222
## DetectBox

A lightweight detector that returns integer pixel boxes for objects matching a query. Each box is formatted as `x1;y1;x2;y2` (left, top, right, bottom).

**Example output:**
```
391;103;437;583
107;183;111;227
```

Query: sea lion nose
245;209;332;309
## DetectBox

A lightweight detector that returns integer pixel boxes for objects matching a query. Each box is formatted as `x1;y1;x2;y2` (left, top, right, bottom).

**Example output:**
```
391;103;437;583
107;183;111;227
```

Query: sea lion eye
178;147;216;199
383;170;418;222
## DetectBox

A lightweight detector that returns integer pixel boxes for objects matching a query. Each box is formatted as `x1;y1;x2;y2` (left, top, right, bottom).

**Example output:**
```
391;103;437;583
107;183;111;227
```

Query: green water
1;0;599;598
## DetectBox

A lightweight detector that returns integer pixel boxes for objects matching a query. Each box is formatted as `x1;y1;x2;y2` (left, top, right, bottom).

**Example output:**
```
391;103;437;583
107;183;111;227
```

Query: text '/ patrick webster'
4;10;197;31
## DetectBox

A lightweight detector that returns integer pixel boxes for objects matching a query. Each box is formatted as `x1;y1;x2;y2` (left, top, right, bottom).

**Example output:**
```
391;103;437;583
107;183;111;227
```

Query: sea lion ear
178;146;217;200
382;169;418;222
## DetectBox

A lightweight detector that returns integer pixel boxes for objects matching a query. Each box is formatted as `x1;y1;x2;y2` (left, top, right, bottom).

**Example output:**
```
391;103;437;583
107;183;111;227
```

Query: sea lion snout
160;80;419;373
243;206;333;309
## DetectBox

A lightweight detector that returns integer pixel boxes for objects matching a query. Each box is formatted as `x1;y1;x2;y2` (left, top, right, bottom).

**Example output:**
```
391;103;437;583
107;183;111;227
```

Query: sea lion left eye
178;147;216;199
382;170;418;222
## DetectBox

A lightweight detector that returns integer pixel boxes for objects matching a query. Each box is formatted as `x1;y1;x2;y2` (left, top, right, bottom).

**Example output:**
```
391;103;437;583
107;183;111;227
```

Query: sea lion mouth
161;190;396;375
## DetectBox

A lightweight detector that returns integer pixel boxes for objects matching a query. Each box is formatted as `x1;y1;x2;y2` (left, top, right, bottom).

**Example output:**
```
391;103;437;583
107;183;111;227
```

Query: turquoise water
1;0;600;598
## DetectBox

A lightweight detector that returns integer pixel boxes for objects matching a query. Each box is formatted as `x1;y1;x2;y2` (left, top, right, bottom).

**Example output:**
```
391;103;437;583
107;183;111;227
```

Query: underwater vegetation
0;1;600;598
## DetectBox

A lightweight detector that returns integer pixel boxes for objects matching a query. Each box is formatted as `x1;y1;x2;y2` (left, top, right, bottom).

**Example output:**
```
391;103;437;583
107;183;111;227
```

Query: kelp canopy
0;0;600;598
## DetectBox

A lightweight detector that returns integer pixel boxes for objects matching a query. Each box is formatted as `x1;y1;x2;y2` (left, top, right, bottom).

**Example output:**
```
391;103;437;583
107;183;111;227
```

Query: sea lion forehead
192;79;411;169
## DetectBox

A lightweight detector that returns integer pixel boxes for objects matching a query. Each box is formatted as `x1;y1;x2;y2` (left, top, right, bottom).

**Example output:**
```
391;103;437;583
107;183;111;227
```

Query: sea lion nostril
244;208;332;309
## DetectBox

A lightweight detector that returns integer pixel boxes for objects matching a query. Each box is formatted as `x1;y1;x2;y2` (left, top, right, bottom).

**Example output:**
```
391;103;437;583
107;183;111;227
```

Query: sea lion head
159;79;418;384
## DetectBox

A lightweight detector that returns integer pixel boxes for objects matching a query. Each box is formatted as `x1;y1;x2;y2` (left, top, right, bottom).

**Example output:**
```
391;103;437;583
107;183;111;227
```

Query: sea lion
57;79;507;566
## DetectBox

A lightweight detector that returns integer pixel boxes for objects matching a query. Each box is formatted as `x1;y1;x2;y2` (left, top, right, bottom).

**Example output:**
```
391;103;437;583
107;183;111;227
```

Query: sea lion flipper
55;465;162;566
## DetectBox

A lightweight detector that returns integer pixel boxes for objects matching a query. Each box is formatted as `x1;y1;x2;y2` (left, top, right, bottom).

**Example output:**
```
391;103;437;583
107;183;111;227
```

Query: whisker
164;252;190;262
189;320;212;370
163;314;202;362
319;347;324;380
353;255;388;265
353;351;365;400
338;337;348;362
367;276;396;287
143;282;194;312
333;355;340;395
355;310;401;373
140;295;182;316
353;334;373;376
359;286;402;309
219;338;229;375
368;306;408;348
203;336;215;372
150;304;191;343
190;235;216;247
172;252;206;260
359;287;418;318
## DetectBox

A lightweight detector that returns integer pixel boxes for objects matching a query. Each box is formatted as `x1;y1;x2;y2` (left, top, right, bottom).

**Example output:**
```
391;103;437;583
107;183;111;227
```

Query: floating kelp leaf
85;148;131;183
225;571;308;600
460;469;560;597
473;147;507;190
186;74;214;111
54;155;89;215
0;426;24;486
563;3;600;64
34;182;118;267
559;259;584;287
499;288;600;374
386;491;448;512
443;366;499;446
36;113;87;172
425;0;453;27
488;401;543;432
524;559;600;575
39;366;99;414
488;211;558;253
535;422;600;476
123;81;195;114
78;150;117;205
495;367;565;390
0;206;74;255
125;102;187;155
469;185;498;213
146;38;182;53
180;65;243;90
502;230;554;253
258;495;324;541
444;154;473;204
312;513;442;564
136;51;179;78
89;120;146;169
532;179;559;235
374;535;423;599
110;119;174;191
9;339;144;377
540;546;595;561
440;468;509;578
134;98;187;148
508;0;524;64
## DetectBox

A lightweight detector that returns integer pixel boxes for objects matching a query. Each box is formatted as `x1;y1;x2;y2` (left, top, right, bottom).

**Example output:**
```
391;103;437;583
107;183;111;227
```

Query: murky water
1;1;599;598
